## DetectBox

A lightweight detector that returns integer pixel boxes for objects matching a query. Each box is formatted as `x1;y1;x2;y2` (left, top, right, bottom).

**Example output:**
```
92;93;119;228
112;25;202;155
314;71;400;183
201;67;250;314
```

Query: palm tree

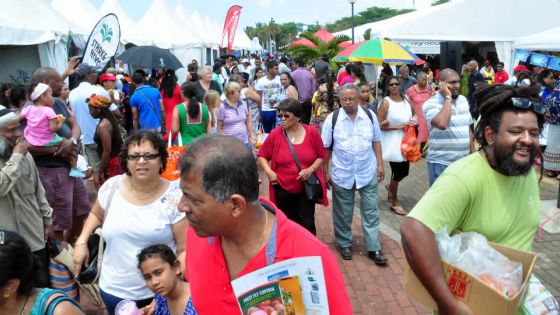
285;32;350;69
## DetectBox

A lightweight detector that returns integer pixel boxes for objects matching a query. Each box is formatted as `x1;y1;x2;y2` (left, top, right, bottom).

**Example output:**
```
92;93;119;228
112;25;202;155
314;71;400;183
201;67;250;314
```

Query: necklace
286;124;301;143
130;179;162;201
20;295;29;315
251;209;269;256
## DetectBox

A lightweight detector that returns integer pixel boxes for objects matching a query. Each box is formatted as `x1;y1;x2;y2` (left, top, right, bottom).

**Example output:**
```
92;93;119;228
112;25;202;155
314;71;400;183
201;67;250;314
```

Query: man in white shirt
255;61;281;133
68;64;118;188
321;84;387;265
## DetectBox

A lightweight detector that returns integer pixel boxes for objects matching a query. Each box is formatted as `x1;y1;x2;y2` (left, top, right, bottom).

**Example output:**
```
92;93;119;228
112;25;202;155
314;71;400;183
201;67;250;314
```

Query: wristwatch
71;137;78;145
444;95;452;101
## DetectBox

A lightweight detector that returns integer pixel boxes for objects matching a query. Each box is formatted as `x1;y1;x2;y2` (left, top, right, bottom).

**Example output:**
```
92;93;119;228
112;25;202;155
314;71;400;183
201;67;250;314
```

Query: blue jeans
100;289;153;315
428;162;449;186
261;110;277;133
331;178;380;252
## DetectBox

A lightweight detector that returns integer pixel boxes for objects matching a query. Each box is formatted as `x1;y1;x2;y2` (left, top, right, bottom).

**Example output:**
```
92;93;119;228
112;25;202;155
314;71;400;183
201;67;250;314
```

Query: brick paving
81;157;560;314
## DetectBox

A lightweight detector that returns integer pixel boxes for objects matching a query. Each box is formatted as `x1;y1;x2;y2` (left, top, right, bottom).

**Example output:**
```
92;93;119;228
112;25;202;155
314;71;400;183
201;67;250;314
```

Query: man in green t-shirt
401;83;546;315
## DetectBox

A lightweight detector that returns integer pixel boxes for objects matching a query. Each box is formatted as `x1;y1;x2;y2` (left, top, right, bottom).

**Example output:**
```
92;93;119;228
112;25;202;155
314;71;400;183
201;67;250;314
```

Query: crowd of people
0;49;554;315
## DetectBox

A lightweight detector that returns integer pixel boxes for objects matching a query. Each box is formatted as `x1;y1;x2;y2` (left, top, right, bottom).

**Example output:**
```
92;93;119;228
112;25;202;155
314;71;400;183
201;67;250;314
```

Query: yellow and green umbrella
333;38;420;65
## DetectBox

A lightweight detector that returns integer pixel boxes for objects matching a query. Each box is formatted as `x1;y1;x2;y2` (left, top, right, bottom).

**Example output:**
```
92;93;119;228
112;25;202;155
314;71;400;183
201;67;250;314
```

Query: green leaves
100;23;113;43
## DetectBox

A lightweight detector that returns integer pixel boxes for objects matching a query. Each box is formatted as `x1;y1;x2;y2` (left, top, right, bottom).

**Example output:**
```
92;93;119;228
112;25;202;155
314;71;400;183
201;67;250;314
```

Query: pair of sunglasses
511;97;546;115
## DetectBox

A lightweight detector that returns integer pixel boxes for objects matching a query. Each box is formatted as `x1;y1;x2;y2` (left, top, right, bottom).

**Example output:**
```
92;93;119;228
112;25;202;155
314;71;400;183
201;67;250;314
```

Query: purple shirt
291;67;314;102
217;100;249;144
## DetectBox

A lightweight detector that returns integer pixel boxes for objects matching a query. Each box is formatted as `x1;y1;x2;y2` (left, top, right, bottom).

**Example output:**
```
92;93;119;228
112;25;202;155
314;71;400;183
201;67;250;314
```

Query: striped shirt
217;100;250;144
423;93;472;165
321;106;382;190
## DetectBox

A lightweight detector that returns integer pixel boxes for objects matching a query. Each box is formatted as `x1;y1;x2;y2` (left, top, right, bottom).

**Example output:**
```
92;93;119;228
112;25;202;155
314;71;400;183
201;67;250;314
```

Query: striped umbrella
333;38;420;65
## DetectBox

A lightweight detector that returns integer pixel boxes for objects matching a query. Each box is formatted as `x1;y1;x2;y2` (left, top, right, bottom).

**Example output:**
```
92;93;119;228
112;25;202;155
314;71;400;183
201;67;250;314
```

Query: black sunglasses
126;153;161;161
277;113;293;119
511;97;546;115
388;83;400;86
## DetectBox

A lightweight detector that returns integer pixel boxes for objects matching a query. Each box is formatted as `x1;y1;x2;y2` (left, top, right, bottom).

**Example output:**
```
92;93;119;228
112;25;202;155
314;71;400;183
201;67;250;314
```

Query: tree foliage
284;33;350;69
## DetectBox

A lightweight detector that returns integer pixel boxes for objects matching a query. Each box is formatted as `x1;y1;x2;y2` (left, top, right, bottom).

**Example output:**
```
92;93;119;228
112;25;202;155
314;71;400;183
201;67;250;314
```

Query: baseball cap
514;64;529;73
99;73;117;83
76;63;101;77
242;58;249;63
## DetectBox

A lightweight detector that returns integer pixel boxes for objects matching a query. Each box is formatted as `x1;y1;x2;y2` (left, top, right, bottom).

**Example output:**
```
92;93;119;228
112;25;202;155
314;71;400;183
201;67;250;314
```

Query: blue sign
513;49;531;62
530;53;550;67
549;57;560;71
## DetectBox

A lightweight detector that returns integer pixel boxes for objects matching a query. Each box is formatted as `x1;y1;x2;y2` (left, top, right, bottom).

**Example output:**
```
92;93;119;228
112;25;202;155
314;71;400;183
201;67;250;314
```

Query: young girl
203;90;221;134
138;244;196;315
20;83;83;177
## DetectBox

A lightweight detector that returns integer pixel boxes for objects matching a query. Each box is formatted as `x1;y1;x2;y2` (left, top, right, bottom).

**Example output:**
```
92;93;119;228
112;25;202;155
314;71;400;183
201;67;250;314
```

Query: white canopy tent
335;0;560;74
0;0;86;79
98;0;138;44
514;27;560;52
51;0;101;33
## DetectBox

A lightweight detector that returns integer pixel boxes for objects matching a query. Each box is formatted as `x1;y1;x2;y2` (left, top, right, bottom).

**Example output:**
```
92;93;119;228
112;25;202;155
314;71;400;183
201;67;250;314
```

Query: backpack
329;107;374;150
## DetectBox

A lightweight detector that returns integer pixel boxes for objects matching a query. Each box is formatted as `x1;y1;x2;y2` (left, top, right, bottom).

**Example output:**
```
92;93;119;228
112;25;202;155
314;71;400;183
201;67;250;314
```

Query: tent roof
290;38;317;48
514;27;560;52
175;1;210;46
98;0;138;43
51;0;100;33
313;28;335;43
0;0;85;45
369;0;560;42
133;0;204;48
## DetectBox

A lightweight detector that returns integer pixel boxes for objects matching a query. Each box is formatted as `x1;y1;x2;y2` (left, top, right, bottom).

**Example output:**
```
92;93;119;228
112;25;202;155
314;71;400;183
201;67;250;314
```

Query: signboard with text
393;40;440;54
82;13;120;68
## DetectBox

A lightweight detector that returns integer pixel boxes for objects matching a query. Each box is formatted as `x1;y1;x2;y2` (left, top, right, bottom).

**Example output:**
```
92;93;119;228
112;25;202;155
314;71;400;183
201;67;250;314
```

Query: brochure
231;256;329;315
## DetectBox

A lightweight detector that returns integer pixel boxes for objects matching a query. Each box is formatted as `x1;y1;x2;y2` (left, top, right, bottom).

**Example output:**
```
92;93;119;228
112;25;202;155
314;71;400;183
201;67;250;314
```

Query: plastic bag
161;132;185;181
401;125;422;162
115;300;141;315
436;228;523;298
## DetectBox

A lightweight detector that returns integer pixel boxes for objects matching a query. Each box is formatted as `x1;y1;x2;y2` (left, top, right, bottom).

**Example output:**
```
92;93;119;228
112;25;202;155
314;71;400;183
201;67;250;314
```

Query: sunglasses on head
126;153;161;161
511;97;546;115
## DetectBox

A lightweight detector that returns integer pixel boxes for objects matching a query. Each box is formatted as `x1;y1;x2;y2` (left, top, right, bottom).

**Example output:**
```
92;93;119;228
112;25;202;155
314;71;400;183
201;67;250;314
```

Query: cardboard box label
447;267;472;301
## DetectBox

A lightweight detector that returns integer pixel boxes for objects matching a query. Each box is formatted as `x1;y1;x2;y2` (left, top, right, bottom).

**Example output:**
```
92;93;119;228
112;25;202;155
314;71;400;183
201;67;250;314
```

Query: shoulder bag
136;89;166;134
283;130;323;203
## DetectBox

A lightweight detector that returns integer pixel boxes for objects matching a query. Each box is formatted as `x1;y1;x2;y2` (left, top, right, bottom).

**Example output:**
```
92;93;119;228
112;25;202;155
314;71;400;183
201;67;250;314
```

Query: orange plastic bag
401;126;422;162
161;132;185;181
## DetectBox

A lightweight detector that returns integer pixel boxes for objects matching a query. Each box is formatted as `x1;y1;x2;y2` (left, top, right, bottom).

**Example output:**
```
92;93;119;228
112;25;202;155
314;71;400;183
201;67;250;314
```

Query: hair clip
0;231;4;245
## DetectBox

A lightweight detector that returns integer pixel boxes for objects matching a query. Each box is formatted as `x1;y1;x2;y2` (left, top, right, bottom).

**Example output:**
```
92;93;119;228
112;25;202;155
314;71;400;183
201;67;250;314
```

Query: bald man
466;60;485;118
422;68;475;185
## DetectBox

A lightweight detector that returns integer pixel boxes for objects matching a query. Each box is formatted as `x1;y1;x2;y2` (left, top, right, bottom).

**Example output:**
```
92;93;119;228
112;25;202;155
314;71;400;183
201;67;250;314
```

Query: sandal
390;206;407;216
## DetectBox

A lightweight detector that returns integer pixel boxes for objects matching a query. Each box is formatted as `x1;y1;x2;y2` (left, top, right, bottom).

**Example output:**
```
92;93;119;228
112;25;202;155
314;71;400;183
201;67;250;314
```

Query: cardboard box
404;242;537;315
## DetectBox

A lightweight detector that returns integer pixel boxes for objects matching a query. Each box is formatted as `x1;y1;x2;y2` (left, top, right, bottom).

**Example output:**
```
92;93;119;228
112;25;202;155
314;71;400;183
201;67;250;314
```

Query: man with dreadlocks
400;83;545;315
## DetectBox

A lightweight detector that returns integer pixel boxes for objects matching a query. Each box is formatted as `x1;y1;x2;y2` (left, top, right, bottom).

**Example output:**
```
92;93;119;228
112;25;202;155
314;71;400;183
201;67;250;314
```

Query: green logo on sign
100;24;113;43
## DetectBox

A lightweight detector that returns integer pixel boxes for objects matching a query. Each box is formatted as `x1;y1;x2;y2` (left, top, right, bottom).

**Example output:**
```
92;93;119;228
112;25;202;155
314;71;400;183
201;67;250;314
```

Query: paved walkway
82;157;559;314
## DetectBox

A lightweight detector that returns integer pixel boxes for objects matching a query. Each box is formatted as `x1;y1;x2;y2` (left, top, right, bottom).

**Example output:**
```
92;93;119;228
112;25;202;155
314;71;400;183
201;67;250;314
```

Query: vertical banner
221;5;243;53
82;13;121;68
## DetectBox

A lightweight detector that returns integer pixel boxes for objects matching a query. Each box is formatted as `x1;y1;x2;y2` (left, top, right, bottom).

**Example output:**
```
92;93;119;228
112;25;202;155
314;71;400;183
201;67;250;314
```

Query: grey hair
197;65;212;78
399;64;409;71
180;135;259;203
338;83;360;97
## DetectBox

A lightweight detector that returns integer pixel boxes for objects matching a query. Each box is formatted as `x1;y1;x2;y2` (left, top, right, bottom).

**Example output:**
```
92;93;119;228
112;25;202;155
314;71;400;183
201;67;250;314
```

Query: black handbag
283;130;323;203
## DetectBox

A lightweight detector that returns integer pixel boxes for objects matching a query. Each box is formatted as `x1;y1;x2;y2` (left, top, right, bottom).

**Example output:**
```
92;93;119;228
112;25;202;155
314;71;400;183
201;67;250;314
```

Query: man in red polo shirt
177;135;353;314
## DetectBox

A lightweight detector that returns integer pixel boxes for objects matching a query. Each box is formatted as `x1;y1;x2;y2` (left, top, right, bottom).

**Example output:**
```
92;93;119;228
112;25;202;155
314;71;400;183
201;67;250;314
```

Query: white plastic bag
436;228;523;297
115;300;141;315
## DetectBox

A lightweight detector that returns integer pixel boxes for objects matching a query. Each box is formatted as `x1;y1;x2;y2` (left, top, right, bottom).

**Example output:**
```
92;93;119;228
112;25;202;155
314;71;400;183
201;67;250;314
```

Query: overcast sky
88;0;433;29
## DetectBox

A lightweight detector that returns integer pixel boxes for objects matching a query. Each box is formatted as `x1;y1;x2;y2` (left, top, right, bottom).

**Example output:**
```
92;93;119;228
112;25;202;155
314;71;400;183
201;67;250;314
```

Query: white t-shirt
255;76;281;111
98;175;185;300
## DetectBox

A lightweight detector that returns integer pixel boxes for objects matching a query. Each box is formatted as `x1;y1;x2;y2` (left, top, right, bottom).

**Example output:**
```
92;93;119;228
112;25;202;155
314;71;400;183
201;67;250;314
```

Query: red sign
221;5;243;53
447;268;472;300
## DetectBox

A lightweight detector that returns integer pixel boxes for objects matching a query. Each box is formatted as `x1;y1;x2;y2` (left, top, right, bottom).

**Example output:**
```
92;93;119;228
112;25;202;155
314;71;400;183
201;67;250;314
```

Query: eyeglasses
511;97;547;115
277;113;293;119
126;153;161;161
388;83;400;87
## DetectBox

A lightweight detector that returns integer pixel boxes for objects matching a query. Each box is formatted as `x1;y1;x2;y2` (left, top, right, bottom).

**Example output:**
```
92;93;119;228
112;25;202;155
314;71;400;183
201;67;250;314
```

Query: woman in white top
72;131;187;315
378;76;415;216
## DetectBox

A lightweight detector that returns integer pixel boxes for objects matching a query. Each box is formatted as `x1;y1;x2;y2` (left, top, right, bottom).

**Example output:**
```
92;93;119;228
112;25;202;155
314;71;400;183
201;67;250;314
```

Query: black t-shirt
32;98;72;168
194;80;221;103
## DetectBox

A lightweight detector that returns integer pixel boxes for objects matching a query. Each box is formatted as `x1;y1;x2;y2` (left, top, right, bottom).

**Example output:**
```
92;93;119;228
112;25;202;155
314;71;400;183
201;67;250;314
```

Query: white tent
134;0;204;49
335;0;560;74
51;0;101;33
514;27;560;52
0;0;86;79
98;0;138;44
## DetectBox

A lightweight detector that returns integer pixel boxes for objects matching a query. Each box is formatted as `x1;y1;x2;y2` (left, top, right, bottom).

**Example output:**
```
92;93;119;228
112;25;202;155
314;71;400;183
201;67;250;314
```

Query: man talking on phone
422;68;474;185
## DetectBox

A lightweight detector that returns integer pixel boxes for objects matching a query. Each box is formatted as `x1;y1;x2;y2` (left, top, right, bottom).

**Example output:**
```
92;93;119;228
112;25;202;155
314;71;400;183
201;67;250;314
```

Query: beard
0;135;12;158
492;142;537;176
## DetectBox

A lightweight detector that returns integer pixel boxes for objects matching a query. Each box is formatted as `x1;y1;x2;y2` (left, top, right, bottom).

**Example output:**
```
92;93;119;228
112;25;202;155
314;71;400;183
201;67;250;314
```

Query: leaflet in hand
231;256;329;315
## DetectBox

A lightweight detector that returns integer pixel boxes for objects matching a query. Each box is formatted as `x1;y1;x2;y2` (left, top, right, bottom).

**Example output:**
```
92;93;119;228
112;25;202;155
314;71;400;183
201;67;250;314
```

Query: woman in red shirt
257;98;328;235
160;69;183;140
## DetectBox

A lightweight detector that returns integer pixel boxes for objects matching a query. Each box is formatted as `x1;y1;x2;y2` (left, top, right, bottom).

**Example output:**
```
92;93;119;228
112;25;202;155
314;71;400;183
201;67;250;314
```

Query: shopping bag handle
167;131;183;147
